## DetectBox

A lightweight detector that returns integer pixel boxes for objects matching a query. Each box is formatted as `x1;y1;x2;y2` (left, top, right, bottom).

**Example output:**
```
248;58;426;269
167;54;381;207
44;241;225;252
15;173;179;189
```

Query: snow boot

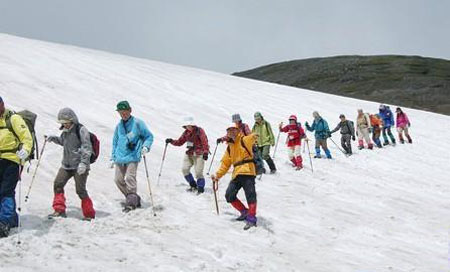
295;156;303;170
236;210;248;221
407;136;412;144
52;193;66;215
184;173;198;192
244;203;257;230
368;143;374;150
81;197;96;220
358;140;364;150
48;211;67;219
0;221;10;238
266;157;277;174
196;178;205;194
290;158;297;167
314;147;321;158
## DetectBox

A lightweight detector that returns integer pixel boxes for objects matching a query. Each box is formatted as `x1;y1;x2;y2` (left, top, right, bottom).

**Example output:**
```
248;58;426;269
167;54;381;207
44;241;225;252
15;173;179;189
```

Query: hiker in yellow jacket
0;96;32;237
211;125;258;230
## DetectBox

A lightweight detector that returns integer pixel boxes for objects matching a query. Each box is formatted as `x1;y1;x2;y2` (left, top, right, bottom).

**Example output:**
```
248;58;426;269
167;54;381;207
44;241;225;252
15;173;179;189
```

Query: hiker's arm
171;131;187;146
139;120;154;149
215;150;231;180
111;125;119;161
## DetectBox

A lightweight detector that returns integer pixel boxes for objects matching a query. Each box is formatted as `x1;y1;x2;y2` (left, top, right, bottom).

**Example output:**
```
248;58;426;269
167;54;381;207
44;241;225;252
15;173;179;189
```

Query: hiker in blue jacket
305;111;332;159
378;105;396;146
111;101;154;212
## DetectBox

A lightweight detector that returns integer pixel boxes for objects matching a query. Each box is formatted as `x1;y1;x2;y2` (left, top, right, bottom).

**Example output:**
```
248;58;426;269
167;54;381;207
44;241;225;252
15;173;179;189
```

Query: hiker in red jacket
166;117;209;194
279;115;306;170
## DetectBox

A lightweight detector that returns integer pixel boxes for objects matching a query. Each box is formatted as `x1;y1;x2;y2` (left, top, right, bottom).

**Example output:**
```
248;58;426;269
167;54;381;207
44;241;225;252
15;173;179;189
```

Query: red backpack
76;124;100;164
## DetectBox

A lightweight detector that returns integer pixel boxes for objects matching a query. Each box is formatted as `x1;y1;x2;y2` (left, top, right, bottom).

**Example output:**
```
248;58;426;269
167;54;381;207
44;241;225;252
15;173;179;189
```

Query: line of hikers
0;96;414;235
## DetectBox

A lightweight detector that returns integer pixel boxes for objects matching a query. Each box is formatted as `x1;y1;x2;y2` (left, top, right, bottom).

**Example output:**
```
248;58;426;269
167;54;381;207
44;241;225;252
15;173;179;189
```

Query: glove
165;138;173;144
327;132;332;138
408;122;411;127
77;163;87;175
216;138;223;144
16;149;29;160
46;135;59;143
352;136;356;141
109;160;115;169
203;153;208;161
305;121;309;127
279;122;283;129
211;175;219;191
141;146;150;157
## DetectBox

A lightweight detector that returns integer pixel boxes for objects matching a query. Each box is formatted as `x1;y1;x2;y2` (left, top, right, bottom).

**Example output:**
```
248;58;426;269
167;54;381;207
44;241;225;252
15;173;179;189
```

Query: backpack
75;124;100;164
228;137;265;176
4;110;39;161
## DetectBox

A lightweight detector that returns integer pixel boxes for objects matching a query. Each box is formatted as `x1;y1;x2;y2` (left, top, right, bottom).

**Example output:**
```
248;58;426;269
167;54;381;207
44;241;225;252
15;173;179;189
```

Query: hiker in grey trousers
330;114;356;155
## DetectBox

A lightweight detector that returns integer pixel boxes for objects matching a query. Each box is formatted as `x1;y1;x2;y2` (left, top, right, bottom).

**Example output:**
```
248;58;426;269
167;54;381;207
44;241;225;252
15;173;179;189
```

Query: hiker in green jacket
252;112;277;174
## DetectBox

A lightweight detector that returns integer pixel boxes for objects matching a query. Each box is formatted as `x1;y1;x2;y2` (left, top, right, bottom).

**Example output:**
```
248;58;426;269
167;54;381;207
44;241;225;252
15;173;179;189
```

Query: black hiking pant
225;175;257;204
341;134;352;154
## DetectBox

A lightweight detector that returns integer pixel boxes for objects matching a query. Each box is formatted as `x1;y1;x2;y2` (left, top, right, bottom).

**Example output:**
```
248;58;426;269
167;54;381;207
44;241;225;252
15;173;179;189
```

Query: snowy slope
0;34;449;272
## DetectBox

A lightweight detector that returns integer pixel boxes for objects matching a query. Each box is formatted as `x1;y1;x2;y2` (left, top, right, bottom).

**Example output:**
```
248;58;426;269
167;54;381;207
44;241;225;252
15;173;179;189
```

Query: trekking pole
143;155;157;217
156;143;168;186
17;163;23;245
272;130;281;159
25;137;47;202
305;140;314;173
212;180;220;215
329;137;347;156
207;144;219;176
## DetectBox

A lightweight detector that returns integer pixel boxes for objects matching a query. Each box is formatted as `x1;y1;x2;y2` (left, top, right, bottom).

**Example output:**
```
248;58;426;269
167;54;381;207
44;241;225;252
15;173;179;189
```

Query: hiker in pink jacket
395;107;412;144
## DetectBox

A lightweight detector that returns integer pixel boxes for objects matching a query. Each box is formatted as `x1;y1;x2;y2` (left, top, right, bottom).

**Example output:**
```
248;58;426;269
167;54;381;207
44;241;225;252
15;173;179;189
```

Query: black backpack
4;110;38;161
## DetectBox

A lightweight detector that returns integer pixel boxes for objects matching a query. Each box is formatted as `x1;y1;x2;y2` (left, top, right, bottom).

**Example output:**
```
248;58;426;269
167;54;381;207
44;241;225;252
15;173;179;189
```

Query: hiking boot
122;205;136;213
314;155;321;159
236;211;248;221
0;222;10;238
400;139;405;144
243;221;256;230
408;139;412;144
270;169;277;174
82;217;94;221
48;211;67;219
186;186;197;192
383;142;389;146
295;166;303;171
196;187;205;195
358;146;364;150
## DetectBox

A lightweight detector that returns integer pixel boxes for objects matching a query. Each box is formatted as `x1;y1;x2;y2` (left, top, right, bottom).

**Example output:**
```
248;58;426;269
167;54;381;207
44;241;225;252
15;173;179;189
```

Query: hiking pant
225;175;257;223
181;154;205;180
315;138;331;158
372;126;382;147
115;162;141;208
287;145;301;160
258;145;276;171
397;126;412;142
341;134;352;154
54;167;89;199
357;127;372;147
382;127;396;144
0;159;19;228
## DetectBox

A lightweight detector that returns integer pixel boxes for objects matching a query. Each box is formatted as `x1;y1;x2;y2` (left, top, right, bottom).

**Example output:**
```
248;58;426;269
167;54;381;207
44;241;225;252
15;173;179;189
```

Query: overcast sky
0;0;449;73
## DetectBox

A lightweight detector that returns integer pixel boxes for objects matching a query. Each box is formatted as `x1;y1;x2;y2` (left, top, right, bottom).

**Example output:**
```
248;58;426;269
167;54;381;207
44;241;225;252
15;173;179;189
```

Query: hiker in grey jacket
46;108;96;220
330;114;355;155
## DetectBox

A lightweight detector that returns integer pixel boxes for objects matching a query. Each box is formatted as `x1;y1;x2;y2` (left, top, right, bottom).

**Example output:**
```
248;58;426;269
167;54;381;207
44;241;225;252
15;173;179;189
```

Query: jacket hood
57;108;79;125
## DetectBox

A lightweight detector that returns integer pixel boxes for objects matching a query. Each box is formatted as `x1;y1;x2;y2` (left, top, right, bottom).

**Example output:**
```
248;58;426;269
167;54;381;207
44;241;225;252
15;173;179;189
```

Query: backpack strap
0;111;22;154
233;137;254;167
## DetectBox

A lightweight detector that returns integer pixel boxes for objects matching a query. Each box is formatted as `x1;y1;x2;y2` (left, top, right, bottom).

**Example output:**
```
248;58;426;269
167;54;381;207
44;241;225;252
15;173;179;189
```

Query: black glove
327;132;332;138
165;138;173;144
216;138;223;144
203;153;208;161
352;136;356;141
